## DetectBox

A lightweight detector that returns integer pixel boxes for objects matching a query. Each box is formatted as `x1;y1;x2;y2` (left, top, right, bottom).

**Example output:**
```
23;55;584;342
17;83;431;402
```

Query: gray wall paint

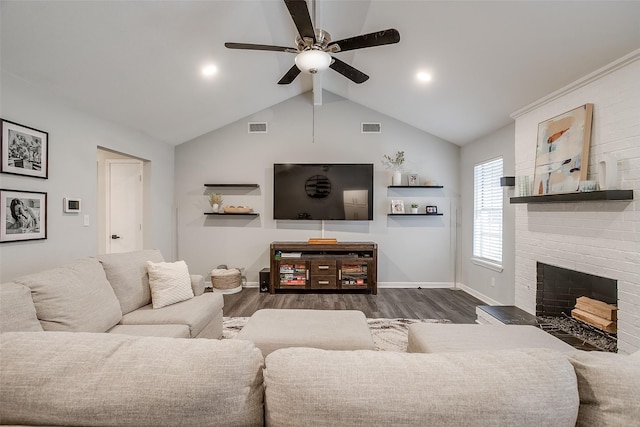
459;123;516;304
0;73;176;281
175;91;460;285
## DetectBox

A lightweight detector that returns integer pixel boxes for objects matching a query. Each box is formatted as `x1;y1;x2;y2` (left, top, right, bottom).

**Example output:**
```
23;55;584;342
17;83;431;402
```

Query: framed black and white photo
1;119;49;179
1;189;47;243
426;205;438;214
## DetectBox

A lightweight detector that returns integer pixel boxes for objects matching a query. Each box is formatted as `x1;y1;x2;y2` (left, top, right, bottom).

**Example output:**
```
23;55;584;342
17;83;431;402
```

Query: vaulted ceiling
2;1;639;146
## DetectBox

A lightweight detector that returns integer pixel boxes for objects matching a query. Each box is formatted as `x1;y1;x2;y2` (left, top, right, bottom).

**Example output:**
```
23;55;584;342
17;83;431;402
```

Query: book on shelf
280;252;302;258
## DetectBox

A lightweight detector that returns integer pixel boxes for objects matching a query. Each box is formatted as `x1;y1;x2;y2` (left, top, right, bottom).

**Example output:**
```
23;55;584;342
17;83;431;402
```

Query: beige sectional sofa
1;331;638;426
1;255;639;426
0;249;224;338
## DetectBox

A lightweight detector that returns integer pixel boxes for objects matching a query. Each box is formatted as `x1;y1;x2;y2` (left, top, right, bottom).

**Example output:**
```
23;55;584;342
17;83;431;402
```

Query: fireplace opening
536;262;617;352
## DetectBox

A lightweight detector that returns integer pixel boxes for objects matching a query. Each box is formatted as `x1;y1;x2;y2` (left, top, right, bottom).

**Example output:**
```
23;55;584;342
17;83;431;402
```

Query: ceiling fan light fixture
295;49;331;74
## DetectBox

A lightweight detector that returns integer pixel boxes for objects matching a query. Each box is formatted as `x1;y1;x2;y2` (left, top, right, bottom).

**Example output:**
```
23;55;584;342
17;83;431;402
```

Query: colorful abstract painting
533;104;593;195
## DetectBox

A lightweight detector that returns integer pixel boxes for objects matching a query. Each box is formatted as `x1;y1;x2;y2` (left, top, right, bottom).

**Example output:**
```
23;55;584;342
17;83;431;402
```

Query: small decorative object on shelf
578;180;597;192
223;205;253;214
410;203;419;214
391;199;405;214
426;205;438;214
516;176;531;196
382;150;405;186
598;153;618;190
208;193;223;212
408;173;419;186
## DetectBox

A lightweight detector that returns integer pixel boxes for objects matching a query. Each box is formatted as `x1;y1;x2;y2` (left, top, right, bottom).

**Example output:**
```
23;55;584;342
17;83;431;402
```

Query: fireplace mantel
510;189;633;204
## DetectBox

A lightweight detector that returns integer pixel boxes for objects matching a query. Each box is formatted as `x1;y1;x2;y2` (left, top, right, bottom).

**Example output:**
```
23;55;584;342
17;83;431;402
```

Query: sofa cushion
14;258;122;333
146;260;194;308
264;347;579;427
97;249;164;315
0;282;43;332
569;350;640;427
0;332;264;427
107;324;191;338
119;292;224;338
407;323;575;353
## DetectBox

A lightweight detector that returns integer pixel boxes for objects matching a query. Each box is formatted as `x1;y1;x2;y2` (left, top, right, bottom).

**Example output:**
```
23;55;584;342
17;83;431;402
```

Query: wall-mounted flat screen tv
273;163;374;220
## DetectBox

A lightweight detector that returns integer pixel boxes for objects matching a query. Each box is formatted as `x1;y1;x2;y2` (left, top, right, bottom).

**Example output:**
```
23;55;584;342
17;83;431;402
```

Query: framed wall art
532;104;593;195
1;119;49;179
1;189;47;243
408;173;419;186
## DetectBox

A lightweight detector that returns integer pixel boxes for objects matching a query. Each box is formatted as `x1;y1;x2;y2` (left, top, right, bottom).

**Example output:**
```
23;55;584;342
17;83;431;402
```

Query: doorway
97;148;148;254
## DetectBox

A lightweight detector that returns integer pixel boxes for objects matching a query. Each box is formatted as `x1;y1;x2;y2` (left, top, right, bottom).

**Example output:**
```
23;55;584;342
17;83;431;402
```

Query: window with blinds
473;157;503;265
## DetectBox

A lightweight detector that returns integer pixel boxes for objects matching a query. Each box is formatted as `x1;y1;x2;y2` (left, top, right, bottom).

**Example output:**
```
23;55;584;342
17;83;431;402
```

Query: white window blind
473;157;503;264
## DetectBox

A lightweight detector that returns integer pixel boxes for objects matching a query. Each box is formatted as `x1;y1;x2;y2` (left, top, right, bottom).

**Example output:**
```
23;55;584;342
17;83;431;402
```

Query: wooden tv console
269;242;377;294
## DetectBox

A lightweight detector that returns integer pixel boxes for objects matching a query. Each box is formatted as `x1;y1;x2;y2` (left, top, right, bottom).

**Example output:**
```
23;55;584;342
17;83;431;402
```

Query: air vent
248;122;268;133
361;122;381;133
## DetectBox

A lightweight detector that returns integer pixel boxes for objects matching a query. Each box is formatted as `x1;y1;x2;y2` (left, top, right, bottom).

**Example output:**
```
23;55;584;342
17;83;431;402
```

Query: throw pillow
569;350;640;427
146;260;194;309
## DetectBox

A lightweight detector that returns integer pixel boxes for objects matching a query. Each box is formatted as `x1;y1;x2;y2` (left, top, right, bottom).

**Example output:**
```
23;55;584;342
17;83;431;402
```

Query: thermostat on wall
63;198;82;213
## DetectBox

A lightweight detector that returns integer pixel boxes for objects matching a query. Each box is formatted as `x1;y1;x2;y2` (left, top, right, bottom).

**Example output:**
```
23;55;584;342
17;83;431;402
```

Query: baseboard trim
243;281;506;304
378;282;452;289
456;283;503;306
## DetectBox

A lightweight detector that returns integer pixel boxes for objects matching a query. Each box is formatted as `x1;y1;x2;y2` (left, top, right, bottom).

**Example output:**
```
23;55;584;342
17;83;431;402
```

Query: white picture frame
391;199;404;214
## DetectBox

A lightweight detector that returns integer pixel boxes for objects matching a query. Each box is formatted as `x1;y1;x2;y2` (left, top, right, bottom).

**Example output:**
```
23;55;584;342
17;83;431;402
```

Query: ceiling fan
224;0;400;85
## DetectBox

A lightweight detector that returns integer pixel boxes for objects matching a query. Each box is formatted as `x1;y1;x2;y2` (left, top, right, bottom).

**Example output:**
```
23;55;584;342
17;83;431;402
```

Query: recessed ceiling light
201;64;218;77
416;71;432;82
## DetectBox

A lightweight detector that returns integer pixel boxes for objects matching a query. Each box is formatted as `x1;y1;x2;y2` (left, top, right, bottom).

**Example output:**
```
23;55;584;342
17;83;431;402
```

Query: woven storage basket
210;268;242;290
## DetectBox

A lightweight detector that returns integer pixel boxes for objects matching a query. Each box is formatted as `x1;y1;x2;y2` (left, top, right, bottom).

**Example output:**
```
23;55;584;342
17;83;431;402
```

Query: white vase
392;171;402;186
411;207;418;214
211;203;219;213
598;154;617;190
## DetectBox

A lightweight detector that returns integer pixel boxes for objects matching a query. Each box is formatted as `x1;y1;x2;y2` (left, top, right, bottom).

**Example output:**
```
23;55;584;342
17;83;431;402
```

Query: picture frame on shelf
532;104;593;195
408;173;419;186
1;119;49;179
426;205;438;214
391;199;405;214
1;189;47;243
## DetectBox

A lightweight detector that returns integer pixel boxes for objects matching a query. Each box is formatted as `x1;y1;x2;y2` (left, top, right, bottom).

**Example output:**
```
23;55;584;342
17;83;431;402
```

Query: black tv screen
273;163;374;220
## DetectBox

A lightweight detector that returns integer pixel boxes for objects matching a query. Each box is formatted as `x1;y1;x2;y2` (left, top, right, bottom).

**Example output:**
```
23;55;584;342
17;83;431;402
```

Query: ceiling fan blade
284;0;316;43
278;64;302;85
225;42;295;53
329;58;369;84
328;29;400;52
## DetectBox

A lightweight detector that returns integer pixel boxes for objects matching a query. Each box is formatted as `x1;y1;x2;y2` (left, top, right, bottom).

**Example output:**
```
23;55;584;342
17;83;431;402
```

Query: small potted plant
382;151;405;186
410;203;419;214
208;193;223;213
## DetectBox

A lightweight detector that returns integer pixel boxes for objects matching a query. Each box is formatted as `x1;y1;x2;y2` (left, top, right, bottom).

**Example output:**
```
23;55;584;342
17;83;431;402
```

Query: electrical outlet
83;215;90;227
491;277;496;287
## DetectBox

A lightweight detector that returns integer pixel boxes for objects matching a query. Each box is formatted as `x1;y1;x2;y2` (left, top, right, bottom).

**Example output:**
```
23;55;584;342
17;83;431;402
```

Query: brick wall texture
512;53;640;354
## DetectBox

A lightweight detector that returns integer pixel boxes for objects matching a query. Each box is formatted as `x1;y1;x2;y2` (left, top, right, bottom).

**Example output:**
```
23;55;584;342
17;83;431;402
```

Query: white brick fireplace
511;50;640;354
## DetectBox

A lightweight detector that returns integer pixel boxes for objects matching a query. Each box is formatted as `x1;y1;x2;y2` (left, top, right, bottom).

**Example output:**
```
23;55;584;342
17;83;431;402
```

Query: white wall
512;50;640;354
175;91;460;285
0;73;176;281
459;123;516;304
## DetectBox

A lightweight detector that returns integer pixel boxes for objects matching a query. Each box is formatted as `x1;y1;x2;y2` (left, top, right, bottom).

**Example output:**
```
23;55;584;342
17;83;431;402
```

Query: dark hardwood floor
223;288;483;324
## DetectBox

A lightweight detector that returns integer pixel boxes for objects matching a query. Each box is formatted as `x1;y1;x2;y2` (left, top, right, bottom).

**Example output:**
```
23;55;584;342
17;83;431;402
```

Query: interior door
106;159;143;253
